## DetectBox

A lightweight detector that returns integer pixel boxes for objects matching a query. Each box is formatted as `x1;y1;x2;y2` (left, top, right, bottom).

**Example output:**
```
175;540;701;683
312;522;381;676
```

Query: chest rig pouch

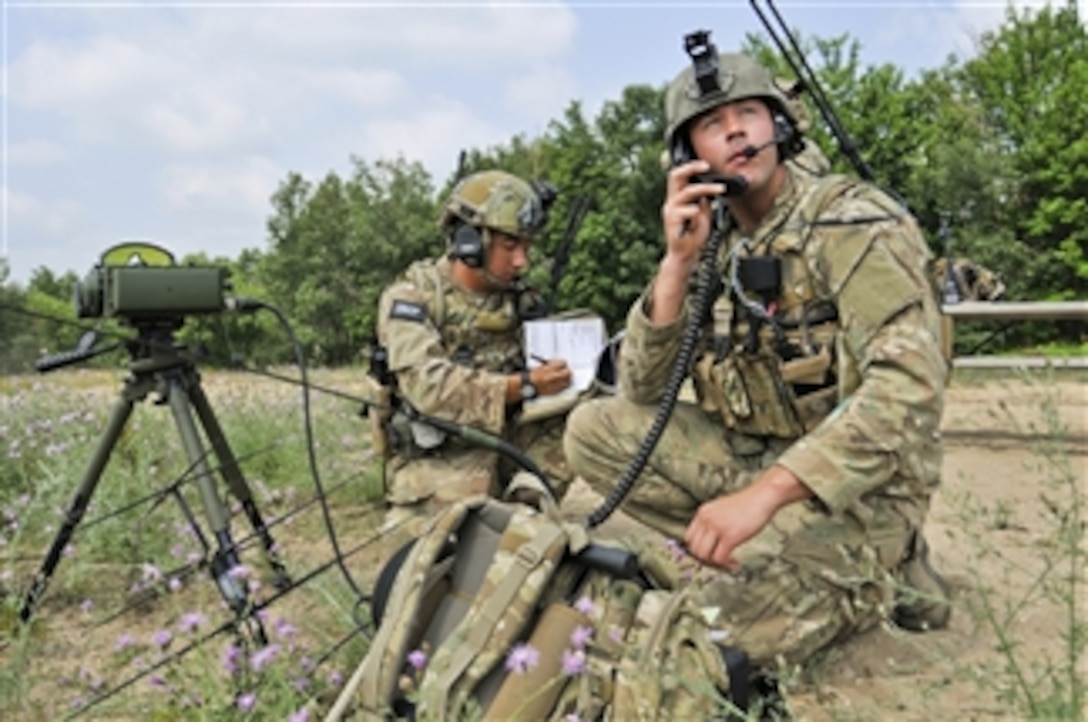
407;262;526;375
695;178;855;440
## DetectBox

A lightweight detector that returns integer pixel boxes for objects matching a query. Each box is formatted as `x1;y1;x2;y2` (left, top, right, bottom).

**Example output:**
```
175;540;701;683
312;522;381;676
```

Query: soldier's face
689;98;779;191
485;231;531;287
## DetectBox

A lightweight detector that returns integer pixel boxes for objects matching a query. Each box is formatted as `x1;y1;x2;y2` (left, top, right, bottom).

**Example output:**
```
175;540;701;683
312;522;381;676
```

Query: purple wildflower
222;643;243;675
561;648;586;676
228;564;252;580
573;595;596;617
289;709;311;722
250;643;282;672
113;633;137;652
236;691;256;711
570;625;593;650
504;643;540;674
665;537;687;561
274;617;298;640
150;628;172;648
178;611;206;634
407;649;427;671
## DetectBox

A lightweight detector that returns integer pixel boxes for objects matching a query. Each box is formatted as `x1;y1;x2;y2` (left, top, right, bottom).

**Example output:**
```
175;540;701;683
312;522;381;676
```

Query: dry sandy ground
561;374;1087;721
6;372;1085;720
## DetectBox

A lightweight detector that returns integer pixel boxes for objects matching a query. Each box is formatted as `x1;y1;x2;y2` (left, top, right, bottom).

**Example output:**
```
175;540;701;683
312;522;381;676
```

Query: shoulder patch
389;299;427;323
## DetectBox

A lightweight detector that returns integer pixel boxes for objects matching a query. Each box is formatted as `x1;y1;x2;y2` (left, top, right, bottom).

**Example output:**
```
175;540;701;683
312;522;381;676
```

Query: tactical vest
692;175;906;440
404;259;525;374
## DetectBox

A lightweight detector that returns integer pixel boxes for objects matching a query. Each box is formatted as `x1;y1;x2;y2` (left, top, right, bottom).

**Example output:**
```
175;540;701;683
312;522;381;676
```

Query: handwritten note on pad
523;314;607;398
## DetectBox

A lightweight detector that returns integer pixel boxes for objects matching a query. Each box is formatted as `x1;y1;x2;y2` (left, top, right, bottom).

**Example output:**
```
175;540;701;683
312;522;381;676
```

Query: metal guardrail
942;300;1088;321
942;300;1087;371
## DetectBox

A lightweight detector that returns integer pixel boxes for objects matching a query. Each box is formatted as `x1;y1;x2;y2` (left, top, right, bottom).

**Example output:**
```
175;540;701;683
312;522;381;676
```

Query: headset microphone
740;115;797;159
740;139;777;159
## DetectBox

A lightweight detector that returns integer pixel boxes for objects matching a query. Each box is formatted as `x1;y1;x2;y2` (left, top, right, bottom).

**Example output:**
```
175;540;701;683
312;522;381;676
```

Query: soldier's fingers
710;539;740;572
684;524;713;562
665;160;710;195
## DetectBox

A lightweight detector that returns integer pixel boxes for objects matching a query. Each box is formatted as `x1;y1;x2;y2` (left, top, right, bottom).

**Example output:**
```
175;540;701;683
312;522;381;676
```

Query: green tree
957;0;1087;308
261;157;438;364
0;260;38;374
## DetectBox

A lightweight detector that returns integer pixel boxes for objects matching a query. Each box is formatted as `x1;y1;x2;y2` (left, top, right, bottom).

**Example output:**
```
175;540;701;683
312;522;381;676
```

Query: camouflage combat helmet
664;53;798;151
439;170;552;239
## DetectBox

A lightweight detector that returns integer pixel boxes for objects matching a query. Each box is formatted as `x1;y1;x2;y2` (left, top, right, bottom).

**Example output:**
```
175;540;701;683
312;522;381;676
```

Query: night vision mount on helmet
441;170;559;269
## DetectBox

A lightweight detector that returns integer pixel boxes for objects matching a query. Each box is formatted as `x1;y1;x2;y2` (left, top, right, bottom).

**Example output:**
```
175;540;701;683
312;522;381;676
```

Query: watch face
520;371;537;400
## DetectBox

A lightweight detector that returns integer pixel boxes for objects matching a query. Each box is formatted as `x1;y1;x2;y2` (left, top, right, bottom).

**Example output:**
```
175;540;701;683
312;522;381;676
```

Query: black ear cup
450;223;485;268
772;113;804;159
670;137;695;168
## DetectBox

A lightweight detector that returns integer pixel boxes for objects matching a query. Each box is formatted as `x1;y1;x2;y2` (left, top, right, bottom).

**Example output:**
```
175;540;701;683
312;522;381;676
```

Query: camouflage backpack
326;476;753;721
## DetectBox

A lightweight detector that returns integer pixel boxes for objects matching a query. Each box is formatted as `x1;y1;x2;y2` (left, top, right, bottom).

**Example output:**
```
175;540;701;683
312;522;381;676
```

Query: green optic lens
99;242;176;268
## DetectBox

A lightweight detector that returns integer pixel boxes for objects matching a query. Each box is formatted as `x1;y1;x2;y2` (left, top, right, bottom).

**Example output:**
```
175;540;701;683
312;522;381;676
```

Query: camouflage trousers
382;413;573;541
564;395;916;668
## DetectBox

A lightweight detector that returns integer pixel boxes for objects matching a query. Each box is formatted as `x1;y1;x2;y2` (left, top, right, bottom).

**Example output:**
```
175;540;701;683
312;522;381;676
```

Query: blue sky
1;0;1044;283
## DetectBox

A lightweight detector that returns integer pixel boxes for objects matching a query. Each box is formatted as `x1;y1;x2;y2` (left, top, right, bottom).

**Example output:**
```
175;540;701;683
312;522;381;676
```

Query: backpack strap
351;499;474;713
421;516;569;719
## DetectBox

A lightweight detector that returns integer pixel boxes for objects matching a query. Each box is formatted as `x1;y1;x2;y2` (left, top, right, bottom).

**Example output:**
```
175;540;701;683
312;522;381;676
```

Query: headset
448;222;488;269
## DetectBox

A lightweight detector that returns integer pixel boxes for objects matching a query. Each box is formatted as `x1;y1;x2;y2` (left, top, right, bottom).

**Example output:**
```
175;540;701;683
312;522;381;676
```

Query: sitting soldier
372;170;577;537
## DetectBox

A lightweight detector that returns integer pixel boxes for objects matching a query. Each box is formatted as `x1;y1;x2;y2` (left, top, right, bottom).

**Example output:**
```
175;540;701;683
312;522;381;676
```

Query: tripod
19;323;291;637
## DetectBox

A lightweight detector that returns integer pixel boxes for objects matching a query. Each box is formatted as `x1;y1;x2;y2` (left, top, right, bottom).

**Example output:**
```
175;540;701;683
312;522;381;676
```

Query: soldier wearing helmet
374;169;575;537
564;36;951;671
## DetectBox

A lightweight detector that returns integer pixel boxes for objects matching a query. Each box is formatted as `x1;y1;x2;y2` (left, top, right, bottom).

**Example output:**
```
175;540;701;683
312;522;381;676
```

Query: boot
892;532;952;632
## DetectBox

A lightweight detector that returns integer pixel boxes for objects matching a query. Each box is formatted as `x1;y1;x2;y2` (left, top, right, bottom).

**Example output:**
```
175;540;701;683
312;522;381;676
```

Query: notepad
523;314;608;402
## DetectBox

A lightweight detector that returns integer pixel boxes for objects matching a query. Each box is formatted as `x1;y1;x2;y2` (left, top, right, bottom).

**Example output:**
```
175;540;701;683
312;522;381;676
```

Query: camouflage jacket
377;256;525;437
621;167;948;520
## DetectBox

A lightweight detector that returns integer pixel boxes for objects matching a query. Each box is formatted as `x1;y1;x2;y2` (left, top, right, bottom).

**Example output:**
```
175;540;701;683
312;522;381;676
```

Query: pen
529;354;549;365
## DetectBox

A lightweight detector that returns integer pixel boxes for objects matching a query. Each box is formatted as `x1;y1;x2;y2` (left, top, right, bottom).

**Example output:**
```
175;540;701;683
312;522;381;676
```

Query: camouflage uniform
564;52;949;669
377;254;573;536
931;256;1006;303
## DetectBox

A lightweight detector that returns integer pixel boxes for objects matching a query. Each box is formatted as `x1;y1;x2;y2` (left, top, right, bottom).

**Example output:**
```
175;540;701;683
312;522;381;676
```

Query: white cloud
2;186;83;234
196;3;577;64
156;156;284;212
7;3;578;158
504;65;578;120
297;68;406;109
7;139;68;166
361;99;510;181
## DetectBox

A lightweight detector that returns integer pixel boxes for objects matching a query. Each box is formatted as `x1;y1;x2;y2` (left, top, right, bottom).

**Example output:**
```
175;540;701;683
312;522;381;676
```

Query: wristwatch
520;369;538;400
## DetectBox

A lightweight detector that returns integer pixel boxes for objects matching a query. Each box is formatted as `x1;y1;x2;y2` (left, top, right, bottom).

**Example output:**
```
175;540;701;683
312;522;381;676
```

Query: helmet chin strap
478;227;514;290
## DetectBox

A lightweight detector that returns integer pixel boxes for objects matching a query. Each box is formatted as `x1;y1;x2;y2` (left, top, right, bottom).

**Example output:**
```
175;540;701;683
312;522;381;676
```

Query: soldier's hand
662;160;725;267
684;466;811;572
530;359;573;396
684;487;775;573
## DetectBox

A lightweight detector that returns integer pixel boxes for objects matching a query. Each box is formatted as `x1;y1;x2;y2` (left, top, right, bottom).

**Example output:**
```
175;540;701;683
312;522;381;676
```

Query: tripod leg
187;378;291;588
19;394;136;623
163;374;252;619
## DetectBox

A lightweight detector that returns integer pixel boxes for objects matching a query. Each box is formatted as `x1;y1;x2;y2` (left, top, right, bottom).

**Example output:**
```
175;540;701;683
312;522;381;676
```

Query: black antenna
454;149;468;183
548;194;592;305
749;0;875;182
